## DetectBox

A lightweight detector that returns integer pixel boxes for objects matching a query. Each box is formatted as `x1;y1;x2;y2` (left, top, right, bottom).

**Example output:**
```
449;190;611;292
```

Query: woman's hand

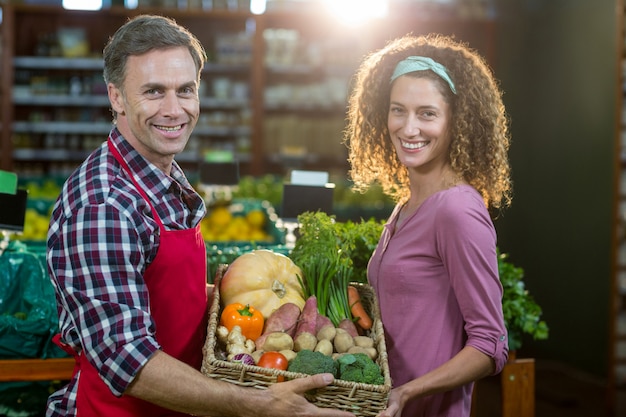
377;387;406;417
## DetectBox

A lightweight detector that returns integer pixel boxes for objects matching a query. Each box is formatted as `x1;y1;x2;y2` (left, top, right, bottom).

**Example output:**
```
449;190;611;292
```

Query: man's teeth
156;125;182;132
401;140;427;150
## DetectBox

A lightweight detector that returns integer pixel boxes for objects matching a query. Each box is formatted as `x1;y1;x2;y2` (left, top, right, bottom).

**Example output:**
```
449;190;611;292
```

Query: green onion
289;212;354;327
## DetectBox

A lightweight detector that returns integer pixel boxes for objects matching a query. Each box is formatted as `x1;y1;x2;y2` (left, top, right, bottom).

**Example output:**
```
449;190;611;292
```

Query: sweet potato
262;302;301;337
315;313;333;333
255;333;270;351
294;295;318;339
338;318;359;338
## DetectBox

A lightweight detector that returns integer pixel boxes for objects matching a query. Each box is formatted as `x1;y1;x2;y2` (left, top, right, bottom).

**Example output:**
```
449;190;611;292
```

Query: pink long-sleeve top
368;185;508;417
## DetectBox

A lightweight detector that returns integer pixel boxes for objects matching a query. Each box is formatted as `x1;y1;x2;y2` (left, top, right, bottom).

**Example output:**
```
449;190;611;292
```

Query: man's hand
264;373;356;417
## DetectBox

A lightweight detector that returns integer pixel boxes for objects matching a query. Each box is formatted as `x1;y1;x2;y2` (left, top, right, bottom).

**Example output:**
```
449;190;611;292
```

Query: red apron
57;139;208;416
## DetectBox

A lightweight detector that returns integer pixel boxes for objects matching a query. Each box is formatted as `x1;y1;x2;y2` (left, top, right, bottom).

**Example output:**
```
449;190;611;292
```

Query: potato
279;349;297;362
261;332;294;352
314;339;333;356
348;346;377;360
365;347;378;360
294;332;317;352
316;325;337;342
334;331;355;353
353;336;374;349
251;350;264;363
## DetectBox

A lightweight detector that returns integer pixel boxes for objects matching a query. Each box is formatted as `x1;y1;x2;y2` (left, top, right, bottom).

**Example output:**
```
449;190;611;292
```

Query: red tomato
257;351;288;382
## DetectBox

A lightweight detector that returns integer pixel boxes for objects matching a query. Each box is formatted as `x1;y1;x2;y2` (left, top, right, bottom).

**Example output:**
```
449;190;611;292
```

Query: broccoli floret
337;353;384;385
287;349;337;376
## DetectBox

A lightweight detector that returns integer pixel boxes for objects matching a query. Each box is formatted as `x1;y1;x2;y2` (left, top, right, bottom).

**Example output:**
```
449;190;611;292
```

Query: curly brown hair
344;33;512;210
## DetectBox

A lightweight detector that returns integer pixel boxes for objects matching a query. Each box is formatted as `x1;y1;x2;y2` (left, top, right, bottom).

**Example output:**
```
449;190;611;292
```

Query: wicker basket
202;264;391;417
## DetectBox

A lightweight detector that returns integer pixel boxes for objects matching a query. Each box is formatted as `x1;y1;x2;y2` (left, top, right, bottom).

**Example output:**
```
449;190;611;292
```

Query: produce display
12;176;283;244
200;204;274;243
20;208;53;240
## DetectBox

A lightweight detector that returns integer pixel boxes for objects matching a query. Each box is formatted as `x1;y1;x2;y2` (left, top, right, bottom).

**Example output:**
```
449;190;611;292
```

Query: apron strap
52;333;79;359
107;138;164;229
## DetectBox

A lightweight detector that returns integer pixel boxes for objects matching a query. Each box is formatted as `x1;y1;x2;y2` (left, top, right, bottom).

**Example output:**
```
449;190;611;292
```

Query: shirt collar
108;127;177;197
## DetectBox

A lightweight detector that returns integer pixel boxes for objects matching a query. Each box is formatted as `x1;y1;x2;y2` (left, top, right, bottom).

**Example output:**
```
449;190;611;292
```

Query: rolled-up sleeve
437;192;509;374
49;202;160;395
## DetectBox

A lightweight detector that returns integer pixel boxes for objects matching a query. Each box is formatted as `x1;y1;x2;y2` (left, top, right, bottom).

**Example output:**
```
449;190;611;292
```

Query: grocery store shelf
13;93;110;107
13;121;113;134
14;56;103;69
13;148;92;161
0;358;74;382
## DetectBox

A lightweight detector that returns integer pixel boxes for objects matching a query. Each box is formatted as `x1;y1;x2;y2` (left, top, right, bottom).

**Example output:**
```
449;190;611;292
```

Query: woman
344;34;511;417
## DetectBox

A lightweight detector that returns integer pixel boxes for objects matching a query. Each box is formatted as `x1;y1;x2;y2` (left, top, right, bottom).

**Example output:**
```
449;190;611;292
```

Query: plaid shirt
46;128;206;417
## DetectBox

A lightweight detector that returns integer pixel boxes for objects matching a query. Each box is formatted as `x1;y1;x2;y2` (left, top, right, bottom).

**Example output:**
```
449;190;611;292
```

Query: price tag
0;170;17;195
198;161;240;186
290;170;329;186
281;183;334;221
0;189;28;233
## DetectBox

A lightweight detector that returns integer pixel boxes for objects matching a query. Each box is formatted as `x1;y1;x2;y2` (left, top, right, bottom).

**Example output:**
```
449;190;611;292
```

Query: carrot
348;285;373;331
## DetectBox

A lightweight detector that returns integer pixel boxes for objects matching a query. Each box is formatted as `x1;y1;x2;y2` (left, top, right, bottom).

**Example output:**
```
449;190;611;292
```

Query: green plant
335;218;386;283
498;250;549;351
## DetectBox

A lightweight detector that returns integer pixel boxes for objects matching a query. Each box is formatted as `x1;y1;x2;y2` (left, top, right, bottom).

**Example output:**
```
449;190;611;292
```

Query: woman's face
387;75;452;175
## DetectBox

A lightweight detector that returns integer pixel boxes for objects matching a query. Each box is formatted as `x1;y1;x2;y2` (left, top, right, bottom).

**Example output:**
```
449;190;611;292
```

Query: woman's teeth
401;140;427;150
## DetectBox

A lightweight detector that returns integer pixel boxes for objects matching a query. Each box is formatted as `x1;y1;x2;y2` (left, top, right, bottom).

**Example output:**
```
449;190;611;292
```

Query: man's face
108;46;200;173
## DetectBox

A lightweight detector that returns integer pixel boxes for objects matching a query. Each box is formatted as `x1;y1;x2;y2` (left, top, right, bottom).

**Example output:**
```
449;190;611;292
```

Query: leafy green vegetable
334;218;385;283
498;250;549;351
288;212;354;326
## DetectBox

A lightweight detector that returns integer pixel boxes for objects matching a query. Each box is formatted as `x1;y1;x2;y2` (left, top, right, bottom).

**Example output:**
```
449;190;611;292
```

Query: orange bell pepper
220;303;264;341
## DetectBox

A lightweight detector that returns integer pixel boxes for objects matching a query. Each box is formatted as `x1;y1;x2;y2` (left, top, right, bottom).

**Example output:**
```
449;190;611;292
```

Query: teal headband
390;56;457;94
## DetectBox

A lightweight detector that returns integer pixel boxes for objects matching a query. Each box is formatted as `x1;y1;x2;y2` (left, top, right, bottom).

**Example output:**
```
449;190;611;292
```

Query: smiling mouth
401;139;428;150
155;124;184;132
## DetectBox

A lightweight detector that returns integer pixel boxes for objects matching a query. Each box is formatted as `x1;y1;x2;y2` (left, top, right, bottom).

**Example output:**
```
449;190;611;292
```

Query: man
47;15;353;417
